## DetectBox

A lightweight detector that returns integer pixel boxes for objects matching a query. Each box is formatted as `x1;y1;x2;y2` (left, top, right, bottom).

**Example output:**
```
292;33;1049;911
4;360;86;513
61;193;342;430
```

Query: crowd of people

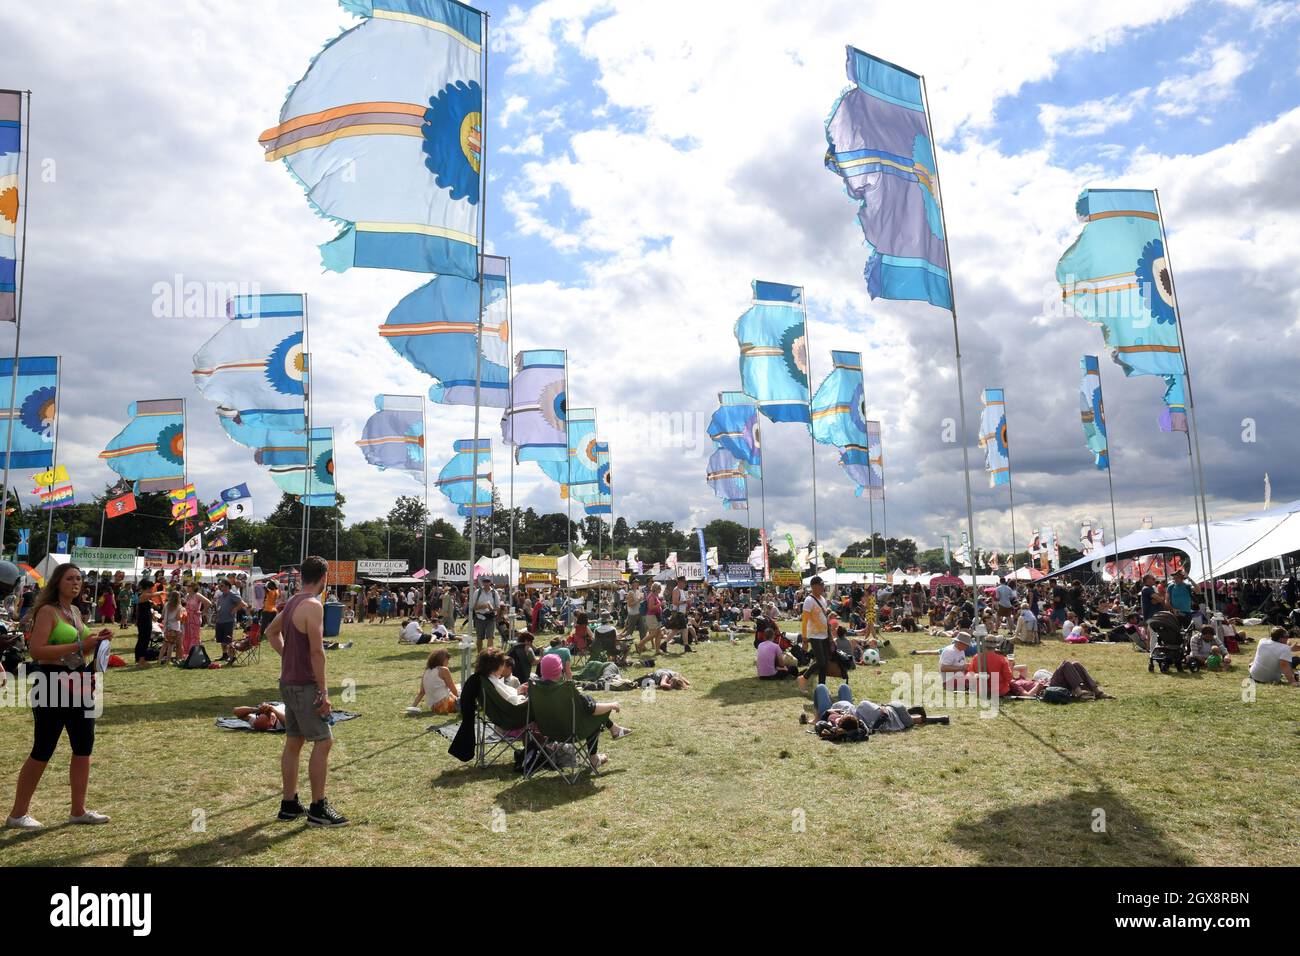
2;551;1296;833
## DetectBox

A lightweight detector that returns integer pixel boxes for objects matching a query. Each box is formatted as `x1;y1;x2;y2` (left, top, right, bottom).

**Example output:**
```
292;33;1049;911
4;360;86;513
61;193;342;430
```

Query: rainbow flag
169;483;198;521
207;500;228;522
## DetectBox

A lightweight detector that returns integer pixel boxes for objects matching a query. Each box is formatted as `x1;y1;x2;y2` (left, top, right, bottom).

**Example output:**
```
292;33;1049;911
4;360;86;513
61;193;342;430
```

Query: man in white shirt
1013;603;1039;645
939;632;971;689
798;575;832;692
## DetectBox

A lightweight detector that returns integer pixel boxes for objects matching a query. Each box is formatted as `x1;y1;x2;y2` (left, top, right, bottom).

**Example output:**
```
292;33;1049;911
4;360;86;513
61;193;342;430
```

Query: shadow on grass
704;676;806;707
125;820;308;866
495;768;626;812
947;786;1194;866
429;765;517;790
375;650;439;663
99;686;380;726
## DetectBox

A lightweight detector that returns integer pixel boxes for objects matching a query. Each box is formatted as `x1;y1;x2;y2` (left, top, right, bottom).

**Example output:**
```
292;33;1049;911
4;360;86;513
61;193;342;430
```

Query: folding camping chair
230;623;262;667
523;680;610;784
477;681;531;768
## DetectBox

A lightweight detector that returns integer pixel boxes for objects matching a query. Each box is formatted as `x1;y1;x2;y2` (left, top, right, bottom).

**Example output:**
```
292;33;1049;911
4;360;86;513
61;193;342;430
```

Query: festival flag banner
193;294;306;438
0;91;19;323
168;484;198;521
707;391;762;476
31;463;68;487
0;356;57;469
1079;355;1110;469
735;280;811;425
810;350;867;448
181;531;203;553
839;419;884;499
357;394;425;476
502;349;566;463
141;549;254;570
56;532;68;553
436;438;493;516
379;255;509;407
706;447;749;510
99;399;185;493
105;492;136;518
326;559;356;586
207;500;228;522
259;0;485;280
259;426;336;506
824;47;952;310
977;388;1010;486
578;441;612;516
539;408;597;498
220;483;253;518
74;536;90;548
16;527;28;556
39;481;74;509
1057;189;1186;431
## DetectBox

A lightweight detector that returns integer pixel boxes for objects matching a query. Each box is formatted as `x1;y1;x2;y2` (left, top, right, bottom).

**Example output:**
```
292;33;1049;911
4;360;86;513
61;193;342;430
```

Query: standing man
469;575;499;650
1167;569;1195;624
993;577;1016;632
798;575;832;693
265;555;346;828
622;580;645;645
212;578;246;664
666;574;693;653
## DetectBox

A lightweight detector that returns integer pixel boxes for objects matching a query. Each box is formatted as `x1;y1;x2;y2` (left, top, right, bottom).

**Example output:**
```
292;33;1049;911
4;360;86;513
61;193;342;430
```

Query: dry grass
0;620;1294;866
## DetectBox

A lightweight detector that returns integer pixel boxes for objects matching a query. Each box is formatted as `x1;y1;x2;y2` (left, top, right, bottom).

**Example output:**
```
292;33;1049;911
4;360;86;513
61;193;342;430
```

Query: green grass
0;620;1294;866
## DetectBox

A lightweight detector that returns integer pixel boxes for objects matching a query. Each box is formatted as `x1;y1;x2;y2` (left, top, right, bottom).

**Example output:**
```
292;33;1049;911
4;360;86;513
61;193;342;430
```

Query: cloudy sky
5;0;1299;559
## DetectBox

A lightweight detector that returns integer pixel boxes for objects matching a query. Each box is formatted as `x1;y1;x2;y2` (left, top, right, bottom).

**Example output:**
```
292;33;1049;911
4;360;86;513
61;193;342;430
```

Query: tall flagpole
921;76;982;673
505;257;516;618
562;350;571;570
43;356;61;556
421;396;429;574
0;91;32;554
467;9;489;594
1154;190;1216;610
300;294;311;563
799;288;820;571
1003;389;1019;575
879;447;890;570
756;412;768;580
1095;361;1122;581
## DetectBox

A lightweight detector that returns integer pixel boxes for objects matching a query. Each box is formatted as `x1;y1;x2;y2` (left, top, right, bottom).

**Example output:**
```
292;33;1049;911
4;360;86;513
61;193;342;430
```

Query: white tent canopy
1048;499;1300;580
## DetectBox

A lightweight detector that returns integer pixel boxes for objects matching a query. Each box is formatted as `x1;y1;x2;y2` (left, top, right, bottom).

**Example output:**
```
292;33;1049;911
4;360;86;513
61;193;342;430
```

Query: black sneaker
278;796;305;821
307;799;349;828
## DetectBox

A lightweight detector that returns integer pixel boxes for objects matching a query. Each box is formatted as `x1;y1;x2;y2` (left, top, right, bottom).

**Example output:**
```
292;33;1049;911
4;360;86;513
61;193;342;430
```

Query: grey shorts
625;613;645;637
280;682;332;742
474;615;495;640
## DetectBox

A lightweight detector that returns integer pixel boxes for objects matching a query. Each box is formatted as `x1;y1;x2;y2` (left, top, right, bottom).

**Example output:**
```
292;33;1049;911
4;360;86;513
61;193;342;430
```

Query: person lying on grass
232;703;286;732
810;683;949;740
412;649;459;715
637;668;690;690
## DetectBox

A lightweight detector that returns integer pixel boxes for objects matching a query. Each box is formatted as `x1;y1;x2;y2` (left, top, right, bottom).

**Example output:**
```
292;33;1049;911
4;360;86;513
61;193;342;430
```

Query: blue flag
357;394;425;477
0;355;57;469
978;388;1010;487
221;483;252;503
1057;189;1186;432
810;350;867;449
436;439;493;516
825;47;952;310
736;280;810;424
707;391;762;477
56;532;68;553
1079;356;1109;470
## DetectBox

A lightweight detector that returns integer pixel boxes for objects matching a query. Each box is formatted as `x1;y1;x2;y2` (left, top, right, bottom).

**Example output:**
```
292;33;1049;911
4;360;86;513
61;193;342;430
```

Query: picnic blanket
215;704;361;732
432;720;486;742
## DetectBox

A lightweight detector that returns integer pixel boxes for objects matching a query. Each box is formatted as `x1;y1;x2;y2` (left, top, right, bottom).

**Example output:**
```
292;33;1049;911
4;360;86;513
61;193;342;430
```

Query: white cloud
499;94;529;128
500;133;545;156
1038;89;1149;139
1154;42;1255;116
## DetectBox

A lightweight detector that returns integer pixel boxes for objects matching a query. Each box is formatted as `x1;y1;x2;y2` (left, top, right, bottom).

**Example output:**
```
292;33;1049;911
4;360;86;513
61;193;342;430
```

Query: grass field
0;620;1295;866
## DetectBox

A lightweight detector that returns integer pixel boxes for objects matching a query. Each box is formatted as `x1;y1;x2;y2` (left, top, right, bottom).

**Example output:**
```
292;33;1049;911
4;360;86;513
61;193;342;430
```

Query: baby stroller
1146;610;1198;673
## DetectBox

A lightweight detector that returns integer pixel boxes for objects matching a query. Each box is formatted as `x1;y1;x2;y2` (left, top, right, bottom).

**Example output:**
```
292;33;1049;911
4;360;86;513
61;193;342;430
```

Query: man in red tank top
264;555;347;827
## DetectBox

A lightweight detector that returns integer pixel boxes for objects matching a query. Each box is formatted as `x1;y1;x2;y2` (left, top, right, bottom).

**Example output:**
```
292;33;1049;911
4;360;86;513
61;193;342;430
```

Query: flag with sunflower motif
259;0;485;280
0;356;56;469
735;280;811;425
98;399;185;493
978;388;1010;487
0;91;19;323
1057;189;1186;432
193;294;307;440
260;426;336;506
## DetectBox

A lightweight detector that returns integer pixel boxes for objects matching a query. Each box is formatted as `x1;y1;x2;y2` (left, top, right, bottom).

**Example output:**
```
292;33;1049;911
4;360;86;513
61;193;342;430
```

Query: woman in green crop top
5;563;114;830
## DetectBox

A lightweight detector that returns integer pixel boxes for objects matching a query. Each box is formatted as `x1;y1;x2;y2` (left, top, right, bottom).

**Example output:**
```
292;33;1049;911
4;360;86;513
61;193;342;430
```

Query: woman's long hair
32;563;82;622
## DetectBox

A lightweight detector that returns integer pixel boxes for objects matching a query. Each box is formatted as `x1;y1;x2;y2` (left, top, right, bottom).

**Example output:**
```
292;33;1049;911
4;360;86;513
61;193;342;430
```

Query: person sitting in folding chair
527;654;632;775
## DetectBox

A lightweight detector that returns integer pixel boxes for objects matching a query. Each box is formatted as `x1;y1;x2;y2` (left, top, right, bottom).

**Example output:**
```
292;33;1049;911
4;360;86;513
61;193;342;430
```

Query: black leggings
30;671;96;761
808;639;830;686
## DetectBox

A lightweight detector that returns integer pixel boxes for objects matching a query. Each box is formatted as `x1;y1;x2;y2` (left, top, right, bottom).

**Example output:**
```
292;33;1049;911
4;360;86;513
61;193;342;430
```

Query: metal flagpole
0;91;32;554
43;356;61;557
1003;389;1019;576
879;431;890;572
92;498;107;612
421;396;429;574
505;257;516;620
1154;190;1216;611
467;9;489;597
799;288;820;570
562;350;571;568
757;415;768;581
921;76;983;676
299;294;311;563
